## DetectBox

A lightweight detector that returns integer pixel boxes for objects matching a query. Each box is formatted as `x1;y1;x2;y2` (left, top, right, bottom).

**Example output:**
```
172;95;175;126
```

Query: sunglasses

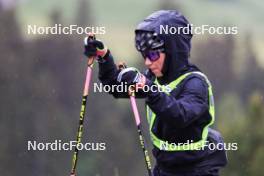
141;50;160;62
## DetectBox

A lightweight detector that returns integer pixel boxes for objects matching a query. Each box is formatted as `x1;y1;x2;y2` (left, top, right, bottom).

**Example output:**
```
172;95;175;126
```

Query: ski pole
118;63;152;176
70;34;95;176
129;91;152;176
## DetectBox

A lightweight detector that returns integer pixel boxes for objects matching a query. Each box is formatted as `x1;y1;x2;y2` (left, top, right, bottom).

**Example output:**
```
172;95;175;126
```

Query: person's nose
145;58;152;67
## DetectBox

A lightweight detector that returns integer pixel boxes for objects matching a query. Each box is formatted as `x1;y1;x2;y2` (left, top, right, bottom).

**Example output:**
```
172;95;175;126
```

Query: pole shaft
130;94;152;176
70;63;93;175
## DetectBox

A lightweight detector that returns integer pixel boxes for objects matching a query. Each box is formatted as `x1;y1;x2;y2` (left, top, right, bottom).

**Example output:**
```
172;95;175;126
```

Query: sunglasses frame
141;50;161;62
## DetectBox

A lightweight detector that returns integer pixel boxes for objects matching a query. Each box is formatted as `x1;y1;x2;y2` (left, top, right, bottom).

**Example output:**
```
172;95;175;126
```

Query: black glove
84;36;108;60
117;67;146;86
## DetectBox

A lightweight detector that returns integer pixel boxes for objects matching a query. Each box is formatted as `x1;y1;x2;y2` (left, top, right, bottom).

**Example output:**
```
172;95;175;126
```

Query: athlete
84;10;227;176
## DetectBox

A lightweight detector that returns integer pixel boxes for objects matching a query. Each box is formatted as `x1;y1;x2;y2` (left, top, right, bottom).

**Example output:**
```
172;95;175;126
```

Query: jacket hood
135;10;197;84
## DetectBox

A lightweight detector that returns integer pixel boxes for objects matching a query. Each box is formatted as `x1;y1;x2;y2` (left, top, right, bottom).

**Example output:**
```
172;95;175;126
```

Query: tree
237;33;264;101
219;91;264;176
75;0;93;27
193;34;236;99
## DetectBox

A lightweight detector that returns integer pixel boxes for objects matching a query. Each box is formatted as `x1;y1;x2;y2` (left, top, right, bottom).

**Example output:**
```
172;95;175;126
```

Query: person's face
144;52;165;77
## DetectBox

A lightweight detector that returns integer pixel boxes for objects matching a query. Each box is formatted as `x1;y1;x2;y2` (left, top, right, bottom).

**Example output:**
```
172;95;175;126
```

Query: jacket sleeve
98;51;118;86
98;51;146;98
145;76;209;128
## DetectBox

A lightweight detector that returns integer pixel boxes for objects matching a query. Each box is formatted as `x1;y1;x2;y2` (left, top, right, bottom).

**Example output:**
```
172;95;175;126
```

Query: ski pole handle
86;34;96;66
83;34;96;95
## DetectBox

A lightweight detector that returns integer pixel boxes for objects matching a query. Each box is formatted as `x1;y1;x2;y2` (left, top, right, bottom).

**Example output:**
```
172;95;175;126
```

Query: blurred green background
0;0;263;175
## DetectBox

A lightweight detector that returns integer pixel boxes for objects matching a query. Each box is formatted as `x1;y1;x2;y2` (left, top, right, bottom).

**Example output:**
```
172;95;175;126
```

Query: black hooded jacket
98;10;227;174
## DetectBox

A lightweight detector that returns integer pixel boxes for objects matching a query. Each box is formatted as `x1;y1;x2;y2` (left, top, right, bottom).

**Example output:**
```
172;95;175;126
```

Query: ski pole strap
146;71;215;151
